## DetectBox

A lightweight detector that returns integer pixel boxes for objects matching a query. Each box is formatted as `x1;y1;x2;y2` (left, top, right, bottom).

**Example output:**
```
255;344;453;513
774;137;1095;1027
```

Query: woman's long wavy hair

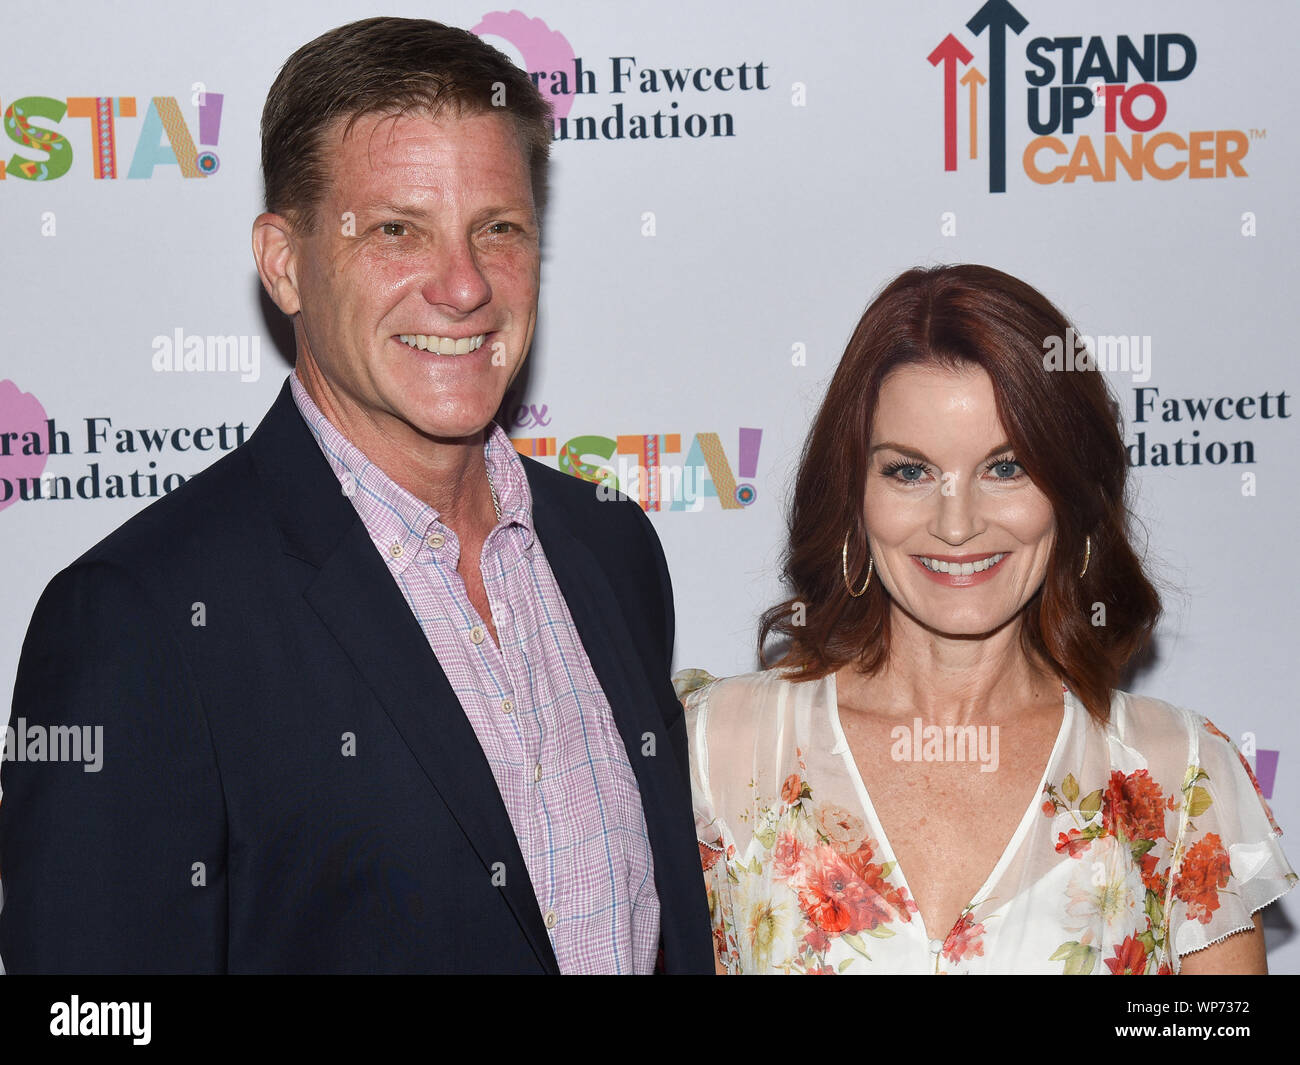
759;264;1160;725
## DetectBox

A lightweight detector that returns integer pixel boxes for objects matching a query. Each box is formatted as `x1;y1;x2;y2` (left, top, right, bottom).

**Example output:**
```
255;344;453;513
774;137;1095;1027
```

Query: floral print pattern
685;671;1296;975
1040;728;1269;973
1173;833;1232;924
703;748;918;973
1042;767;1171;974
942;907;987;964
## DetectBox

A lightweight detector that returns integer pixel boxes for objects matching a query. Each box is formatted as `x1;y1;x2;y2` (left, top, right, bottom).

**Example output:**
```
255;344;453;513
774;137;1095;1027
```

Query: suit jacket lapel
247;382;558;973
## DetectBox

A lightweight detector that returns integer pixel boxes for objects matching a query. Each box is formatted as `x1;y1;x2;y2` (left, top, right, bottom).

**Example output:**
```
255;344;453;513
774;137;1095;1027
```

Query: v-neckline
824;674;1074;946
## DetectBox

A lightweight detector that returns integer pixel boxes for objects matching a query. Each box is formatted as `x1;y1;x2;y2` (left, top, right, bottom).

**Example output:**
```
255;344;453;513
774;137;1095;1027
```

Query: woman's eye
988;459;1023;479
381;222;407;237
883;461;928;482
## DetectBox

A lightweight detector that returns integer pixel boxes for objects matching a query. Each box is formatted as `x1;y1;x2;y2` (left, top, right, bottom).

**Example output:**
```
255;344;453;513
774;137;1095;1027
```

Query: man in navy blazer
0;17;713;974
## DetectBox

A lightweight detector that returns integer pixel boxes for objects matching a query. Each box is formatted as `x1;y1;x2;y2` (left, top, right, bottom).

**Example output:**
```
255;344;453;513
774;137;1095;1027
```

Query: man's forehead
328;106;522;159
311;106;532;211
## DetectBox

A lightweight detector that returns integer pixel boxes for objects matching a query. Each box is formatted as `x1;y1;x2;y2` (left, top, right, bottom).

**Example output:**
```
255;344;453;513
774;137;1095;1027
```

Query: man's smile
397;332;487;355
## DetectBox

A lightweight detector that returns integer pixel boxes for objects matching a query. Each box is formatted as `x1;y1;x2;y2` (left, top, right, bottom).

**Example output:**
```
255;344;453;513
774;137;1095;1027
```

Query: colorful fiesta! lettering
929;1;1250;191
0;90;223;180
512;428;762;512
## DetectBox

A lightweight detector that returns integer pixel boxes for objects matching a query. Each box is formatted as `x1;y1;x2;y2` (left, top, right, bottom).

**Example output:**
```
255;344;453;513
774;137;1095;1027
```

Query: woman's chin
894;602;1022;641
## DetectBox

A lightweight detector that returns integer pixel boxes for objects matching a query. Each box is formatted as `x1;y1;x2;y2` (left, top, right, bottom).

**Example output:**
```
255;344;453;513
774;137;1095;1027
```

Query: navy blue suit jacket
0;381;714;973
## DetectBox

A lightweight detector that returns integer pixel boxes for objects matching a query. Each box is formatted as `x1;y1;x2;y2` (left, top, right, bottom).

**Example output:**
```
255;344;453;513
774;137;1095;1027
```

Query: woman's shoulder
1108;688;1279;831
1108;693;1293;965
677;668;831;781
676;665;795;699
677;667;827;729
1109;688;1238;755
680;668;837;842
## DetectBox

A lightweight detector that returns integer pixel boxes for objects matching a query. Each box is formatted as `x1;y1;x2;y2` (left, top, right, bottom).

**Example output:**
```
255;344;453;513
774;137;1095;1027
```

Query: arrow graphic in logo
960;66;986;159
966;0;1028;192
927;34;974;172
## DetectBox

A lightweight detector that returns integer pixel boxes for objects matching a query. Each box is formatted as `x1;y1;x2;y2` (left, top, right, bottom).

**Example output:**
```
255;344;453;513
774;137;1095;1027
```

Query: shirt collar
483;421;536;547
289;372;535;573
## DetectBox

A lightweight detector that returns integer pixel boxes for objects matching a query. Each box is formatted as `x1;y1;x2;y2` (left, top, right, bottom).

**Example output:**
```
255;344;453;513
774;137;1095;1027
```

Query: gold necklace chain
486;463;502;522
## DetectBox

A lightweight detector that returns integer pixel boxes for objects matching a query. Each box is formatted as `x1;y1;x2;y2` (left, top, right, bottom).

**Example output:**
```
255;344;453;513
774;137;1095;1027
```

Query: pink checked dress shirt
290;373;659;973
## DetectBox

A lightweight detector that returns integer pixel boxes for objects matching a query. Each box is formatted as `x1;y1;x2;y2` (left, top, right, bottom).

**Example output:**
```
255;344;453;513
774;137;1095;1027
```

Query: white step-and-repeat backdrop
1;0;1296;971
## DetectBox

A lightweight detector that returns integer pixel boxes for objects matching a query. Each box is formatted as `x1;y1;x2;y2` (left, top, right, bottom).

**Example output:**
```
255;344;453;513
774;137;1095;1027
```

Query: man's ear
252;212;303;316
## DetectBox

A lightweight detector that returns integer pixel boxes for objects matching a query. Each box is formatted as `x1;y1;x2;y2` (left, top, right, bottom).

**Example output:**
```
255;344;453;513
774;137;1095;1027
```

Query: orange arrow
960;67;987;160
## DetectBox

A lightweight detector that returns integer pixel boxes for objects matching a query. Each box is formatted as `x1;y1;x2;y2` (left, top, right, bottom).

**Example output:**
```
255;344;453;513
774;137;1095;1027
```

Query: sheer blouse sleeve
682;679;741;973
1166;714;1297;969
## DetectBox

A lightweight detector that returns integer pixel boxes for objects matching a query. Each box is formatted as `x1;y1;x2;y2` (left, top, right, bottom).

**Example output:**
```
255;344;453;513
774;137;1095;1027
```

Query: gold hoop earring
1079;535;1092;579
841;531;873;597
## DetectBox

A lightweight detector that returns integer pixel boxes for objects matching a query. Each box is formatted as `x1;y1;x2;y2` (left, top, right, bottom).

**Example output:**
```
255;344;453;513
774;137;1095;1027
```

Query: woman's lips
911;552;1009;587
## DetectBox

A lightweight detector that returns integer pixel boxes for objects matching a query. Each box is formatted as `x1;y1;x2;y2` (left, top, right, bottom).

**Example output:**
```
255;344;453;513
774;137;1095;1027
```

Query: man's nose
420;236;491;313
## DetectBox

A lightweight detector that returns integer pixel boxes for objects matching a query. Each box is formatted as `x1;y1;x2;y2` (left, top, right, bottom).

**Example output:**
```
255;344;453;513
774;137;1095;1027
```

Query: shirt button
929;938;944;955
426;532;445;549
544;910;557;929
388;542;403;559
501;698;514;714
534;762;542;782
469;625;485;644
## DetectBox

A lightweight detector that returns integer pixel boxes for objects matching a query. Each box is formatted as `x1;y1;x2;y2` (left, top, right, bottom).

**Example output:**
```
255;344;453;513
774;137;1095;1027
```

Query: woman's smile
911;552;1010;586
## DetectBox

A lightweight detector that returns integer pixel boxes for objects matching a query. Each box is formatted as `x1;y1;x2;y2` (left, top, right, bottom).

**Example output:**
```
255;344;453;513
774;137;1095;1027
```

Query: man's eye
486;221;514;236
381;222;407;237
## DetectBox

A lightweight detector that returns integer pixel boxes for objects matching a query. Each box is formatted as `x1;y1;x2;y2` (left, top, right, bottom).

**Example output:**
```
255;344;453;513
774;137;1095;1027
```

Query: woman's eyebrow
869;441;1014;462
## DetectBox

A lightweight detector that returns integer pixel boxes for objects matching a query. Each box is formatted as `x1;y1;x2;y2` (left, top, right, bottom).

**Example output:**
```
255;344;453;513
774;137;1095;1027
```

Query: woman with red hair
683;264;1295;974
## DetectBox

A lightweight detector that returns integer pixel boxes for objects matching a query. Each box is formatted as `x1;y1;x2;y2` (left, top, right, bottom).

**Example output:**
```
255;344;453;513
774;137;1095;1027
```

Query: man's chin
403;410;500;446
381;383;500;436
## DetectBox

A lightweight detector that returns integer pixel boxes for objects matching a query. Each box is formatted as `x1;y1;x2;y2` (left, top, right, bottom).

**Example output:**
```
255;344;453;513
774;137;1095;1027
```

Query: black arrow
967;0;1029;193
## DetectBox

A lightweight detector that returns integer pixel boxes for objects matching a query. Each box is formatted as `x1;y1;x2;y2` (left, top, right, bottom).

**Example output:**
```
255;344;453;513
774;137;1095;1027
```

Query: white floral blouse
681;670;1296;975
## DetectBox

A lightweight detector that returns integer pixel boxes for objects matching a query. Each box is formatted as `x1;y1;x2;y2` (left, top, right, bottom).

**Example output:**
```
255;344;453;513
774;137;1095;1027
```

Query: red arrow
928;34;974;172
